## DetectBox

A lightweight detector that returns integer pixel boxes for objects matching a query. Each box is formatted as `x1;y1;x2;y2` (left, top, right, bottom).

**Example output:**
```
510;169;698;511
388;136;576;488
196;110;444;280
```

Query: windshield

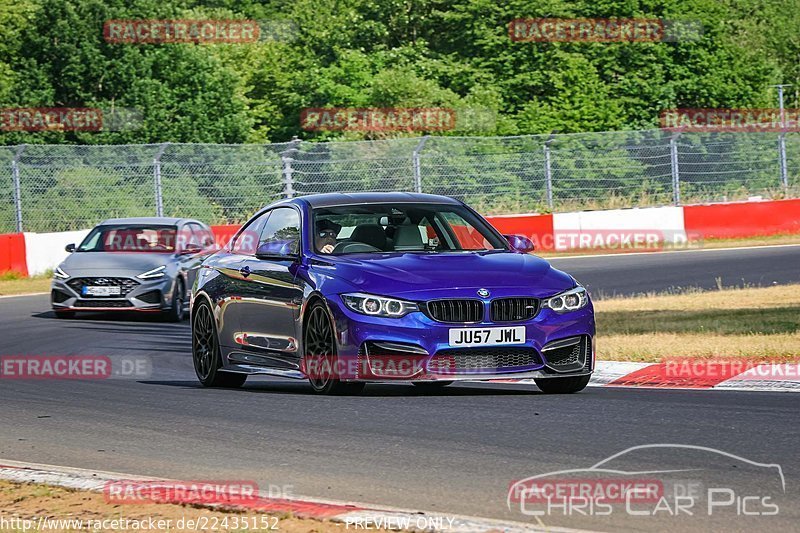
312;203;507;255
77;225;178;253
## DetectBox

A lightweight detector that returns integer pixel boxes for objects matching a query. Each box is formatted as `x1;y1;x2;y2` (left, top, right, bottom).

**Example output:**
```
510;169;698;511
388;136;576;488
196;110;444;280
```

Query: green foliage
0;0;798;227
0;0;797;144
20;166;152;231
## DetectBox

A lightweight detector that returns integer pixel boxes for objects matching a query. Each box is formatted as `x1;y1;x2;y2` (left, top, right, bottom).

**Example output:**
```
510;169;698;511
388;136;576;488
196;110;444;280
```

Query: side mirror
180;243;203;255
65;243;76;253
504;234;535;253
255;240;297;261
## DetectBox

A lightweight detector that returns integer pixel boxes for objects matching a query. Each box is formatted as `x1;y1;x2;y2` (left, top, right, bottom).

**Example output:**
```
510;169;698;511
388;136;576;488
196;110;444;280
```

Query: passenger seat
392;225;424;251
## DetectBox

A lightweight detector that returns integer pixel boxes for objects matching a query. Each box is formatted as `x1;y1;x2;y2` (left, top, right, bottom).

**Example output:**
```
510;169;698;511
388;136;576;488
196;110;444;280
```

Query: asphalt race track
2;246;800;530
548;244;800;297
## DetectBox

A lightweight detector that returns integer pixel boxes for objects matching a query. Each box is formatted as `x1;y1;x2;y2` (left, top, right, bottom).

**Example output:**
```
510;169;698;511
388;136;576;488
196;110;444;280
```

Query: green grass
0;270;53;296
595;285;800;361
600;307;800;336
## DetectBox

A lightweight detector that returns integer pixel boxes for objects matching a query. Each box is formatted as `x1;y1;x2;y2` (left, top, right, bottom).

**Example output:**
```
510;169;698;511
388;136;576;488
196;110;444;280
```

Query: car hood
314;251;575;299
61;252;172;275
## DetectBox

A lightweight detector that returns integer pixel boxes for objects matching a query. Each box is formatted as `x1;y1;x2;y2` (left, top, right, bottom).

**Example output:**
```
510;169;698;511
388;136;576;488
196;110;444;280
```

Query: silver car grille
67;277;140;298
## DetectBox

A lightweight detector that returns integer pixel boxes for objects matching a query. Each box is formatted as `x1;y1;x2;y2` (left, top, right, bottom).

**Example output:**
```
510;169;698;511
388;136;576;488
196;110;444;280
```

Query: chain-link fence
2;129;798;233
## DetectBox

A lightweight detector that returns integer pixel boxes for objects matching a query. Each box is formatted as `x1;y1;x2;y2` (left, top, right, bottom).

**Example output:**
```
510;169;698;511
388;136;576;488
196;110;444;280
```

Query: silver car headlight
53;266;70;279
542;286;588;314
136;265;166;279
342;293;418;318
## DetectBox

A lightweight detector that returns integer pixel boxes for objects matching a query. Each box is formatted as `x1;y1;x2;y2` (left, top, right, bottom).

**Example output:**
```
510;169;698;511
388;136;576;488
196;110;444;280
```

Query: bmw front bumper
322;294;596;383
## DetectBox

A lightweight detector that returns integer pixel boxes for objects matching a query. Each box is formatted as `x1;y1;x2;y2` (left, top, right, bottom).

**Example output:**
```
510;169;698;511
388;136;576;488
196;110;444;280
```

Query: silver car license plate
83;286;121;297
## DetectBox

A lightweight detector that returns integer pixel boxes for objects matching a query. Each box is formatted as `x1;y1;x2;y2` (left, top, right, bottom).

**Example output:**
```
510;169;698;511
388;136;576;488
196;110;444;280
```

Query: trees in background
0;0;796;144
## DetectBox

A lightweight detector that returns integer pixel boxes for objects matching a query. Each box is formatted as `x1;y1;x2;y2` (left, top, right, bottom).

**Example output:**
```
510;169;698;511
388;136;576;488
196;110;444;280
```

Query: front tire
534;375;590;394
192;300;247;388
164;279;186;322
304;301;364;395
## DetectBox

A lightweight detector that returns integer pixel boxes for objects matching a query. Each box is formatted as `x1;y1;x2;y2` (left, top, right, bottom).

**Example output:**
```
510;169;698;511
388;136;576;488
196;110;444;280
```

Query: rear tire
534;375;590;394
192;300;247;388
304;301;365;395
54;310;75;319
164;279;186;322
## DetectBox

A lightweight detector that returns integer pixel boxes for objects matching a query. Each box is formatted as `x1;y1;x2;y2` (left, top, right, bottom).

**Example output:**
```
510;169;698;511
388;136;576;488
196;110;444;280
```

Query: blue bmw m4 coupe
191;193;595;394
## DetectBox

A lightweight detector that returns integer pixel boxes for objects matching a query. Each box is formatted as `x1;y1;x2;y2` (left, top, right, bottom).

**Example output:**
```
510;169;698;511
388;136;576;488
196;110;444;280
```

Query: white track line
0;292;49;299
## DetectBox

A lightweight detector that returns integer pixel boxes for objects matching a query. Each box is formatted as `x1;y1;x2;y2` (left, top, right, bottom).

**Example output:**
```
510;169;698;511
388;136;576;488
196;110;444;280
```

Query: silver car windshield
77;225;178;253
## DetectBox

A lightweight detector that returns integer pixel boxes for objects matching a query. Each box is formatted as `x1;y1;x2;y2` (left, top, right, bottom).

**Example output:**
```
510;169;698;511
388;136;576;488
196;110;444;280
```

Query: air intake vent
429;347;541;374
425;299;483;323
137;290;162;304
542;336;589;373
51;289;71;303
491;297;539;322
73;300;133;308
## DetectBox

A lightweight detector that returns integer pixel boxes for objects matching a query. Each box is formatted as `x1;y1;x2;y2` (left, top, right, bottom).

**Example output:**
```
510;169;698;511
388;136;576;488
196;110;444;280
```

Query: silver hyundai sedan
50;217;215;321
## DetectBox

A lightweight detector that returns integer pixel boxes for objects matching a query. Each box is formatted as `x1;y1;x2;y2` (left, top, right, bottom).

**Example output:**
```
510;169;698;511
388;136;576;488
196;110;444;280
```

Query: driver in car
315;219;341;254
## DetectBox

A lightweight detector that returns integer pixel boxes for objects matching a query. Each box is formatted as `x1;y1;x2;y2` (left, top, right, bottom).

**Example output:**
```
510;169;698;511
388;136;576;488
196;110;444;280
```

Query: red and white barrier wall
23;230;91;277
2;199;798;276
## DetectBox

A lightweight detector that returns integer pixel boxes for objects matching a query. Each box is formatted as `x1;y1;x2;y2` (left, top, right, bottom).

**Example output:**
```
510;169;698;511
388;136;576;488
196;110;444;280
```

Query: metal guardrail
2;129;797;233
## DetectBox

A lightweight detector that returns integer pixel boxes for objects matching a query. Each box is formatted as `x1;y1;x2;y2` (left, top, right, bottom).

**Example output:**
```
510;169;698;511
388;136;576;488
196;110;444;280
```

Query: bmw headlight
136;265;166;279
542;286;588;314
342;293;418;318
53;266;70;279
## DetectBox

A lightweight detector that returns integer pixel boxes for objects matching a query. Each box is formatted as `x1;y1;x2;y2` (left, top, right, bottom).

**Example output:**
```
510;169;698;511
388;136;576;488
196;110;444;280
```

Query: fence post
544;136;555;210
153;143;169;217
772;83;791;195
281;137;301;198
11;144;26;233
412;135;430;193
779;132;789;194
670;133;681;206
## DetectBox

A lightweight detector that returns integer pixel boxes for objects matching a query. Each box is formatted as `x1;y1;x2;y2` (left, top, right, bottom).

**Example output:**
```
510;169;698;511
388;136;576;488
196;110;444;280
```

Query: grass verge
595;284;800;361
0;479;350;532
0;270;52;296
